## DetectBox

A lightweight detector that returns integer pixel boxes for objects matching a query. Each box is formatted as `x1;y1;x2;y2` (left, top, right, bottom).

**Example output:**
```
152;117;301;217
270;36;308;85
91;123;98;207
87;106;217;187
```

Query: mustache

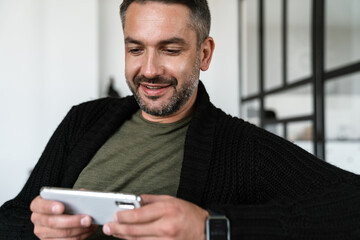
133;75;178;86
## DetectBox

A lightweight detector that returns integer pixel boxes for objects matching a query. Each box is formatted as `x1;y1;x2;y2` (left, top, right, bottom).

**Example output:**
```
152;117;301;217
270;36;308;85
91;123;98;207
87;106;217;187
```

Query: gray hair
120;0;211;47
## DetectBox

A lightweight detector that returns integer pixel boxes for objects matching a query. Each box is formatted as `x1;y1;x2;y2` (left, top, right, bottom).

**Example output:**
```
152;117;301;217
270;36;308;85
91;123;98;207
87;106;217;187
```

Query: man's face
123;2;200;117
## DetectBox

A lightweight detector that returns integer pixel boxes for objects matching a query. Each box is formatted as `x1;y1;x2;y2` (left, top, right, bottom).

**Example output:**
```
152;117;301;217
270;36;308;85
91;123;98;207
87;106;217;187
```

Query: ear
199;37;215;71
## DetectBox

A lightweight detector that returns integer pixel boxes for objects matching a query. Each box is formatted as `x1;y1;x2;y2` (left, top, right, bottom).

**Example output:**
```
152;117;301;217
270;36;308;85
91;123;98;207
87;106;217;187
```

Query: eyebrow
125;37;188;46
158;37;188;46
125;37;142;45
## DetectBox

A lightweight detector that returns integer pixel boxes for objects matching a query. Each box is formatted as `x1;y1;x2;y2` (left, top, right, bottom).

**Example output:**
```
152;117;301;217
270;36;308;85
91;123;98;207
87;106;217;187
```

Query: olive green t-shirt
73;110;191;239
73;109;191;196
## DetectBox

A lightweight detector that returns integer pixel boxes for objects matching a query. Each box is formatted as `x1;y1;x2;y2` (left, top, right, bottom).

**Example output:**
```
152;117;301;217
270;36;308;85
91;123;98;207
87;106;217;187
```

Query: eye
163;48;181;56
128;48;143;56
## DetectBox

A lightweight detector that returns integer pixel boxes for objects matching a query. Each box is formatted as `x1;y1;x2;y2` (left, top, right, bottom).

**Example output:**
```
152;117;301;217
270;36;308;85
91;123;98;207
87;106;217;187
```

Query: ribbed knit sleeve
205;123;360;239
0;97;137;239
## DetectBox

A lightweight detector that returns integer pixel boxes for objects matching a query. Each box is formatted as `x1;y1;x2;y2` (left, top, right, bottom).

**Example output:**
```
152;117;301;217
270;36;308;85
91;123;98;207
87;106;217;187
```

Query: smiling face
123;2;214;123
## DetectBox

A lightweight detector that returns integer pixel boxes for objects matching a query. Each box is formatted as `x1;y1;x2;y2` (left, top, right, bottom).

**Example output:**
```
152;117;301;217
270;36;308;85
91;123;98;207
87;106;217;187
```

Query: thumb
140;194;173;205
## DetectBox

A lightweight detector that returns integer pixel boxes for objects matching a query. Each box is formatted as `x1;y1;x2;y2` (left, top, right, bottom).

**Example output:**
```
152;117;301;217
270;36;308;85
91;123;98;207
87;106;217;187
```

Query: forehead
124;2;196;43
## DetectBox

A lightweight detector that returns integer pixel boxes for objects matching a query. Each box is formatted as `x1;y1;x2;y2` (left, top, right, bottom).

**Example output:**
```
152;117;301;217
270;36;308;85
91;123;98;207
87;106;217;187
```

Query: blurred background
239;0;360;176
1;0;359;207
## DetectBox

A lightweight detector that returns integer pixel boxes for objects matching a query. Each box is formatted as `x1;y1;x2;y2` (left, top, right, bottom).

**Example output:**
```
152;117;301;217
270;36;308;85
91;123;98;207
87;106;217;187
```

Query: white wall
0;0;99;206
98;0;130;98
0;0;239;206
0;0;43;205
202;0;240;116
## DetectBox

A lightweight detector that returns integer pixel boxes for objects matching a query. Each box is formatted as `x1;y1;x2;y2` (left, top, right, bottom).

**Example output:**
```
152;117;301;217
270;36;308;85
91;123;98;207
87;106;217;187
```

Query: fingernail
52;204;61;214
103;225;111;235
113;213;118;222
81;216;91;227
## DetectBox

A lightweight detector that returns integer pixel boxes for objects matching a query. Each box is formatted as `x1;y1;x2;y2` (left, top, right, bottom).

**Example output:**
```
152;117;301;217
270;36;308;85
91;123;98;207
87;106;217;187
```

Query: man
1;0;360;239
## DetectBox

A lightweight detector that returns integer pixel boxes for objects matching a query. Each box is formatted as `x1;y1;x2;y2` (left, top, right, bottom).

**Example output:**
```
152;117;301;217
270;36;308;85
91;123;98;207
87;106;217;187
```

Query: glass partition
241;0;259;97
325;72;360;173
264;0;282;90
287;0;312;83
265;85;313;120
241;99;260;126
265;123;284;138
325;0;360;70
240;0;360;163
288;121;313;154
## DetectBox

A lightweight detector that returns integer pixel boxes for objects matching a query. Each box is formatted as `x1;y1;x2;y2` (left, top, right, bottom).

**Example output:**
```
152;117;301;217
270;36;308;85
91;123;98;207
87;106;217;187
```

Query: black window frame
239;0;360;161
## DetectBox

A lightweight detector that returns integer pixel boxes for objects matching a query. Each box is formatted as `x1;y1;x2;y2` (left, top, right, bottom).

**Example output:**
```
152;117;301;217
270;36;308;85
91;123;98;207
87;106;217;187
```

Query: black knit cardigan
1;82;360;239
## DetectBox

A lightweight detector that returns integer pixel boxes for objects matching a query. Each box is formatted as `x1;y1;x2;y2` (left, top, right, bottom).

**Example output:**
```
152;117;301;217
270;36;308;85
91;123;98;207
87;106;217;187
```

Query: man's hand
103;195;209;240
30;195;98;239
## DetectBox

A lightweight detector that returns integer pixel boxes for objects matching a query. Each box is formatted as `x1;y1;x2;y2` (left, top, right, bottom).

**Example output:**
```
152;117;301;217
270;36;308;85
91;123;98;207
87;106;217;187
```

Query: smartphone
40;187;142;225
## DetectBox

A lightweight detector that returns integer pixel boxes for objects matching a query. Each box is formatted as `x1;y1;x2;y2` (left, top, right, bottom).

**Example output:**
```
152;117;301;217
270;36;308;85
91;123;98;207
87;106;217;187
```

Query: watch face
209;219;228;240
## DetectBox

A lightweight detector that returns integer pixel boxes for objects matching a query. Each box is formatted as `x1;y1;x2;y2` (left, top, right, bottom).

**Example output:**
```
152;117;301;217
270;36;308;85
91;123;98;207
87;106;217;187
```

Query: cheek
124;58;138;80
163;59;194;81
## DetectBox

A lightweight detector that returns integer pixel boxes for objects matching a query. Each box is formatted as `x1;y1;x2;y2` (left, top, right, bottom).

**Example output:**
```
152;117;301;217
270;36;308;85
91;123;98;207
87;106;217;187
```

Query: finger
104;215;181;239
103;222;161;239
113;194;174;224
140;194;173;205
114;201;169;225
34;224;98;239
31;213;93;228
30;196;64;215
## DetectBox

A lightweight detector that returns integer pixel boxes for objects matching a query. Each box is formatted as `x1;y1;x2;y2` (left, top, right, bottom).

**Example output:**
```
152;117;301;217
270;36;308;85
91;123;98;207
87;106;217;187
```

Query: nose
141;50;164;79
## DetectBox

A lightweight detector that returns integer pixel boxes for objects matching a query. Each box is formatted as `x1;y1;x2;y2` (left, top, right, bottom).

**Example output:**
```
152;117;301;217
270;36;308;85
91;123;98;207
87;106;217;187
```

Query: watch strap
206;210;230;240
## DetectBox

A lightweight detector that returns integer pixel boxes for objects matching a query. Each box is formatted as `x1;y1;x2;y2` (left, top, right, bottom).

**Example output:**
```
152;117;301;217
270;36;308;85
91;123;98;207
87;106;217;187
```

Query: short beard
126;58;200;117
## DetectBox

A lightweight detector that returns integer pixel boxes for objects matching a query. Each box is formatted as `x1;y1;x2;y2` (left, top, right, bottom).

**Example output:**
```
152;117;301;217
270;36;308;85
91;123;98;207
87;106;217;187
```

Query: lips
140;83;172;97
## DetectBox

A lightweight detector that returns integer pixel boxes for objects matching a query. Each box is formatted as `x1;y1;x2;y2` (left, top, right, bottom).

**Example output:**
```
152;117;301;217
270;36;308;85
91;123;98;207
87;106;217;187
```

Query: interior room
0;0;239;206
0;0;359;210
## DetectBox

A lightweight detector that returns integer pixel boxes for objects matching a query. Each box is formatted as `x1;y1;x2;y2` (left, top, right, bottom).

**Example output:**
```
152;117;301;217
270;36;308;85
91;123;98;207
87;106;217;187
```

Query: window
240;0;360;172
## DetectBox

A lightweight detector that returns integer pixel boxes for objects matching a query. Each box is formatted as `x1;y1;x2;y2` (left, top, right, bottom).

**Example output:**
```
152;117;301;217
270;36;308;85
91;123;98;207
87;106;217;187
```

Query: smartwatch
206;210;230;240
